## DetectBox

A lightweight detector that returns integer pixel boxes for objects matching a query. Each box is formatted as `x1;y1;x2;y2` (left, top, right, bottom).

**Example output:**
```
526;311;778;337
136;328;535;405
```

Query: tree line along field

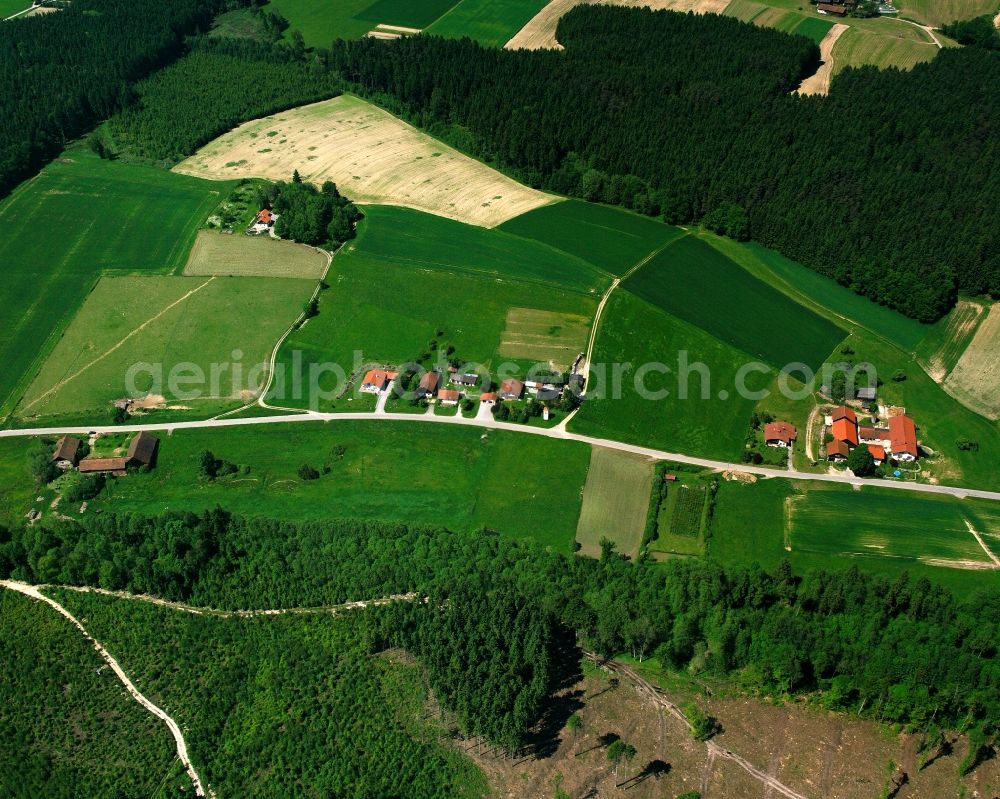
42;589;488;799
0;152;230;422
17;275;314;421
67;421;589;553
174;94;556;228
0;590;188;798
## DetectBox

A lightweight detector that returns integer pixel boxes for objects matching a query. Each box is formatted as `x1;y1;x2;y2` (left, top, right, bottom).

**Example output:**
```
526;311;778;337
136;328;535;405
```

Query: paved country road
5;409;1000;501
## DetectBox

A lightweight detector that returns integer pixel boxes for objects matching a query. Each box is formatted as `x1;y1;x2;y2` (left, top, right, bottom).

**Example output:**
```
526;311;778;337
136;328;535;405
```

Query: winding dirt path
1;580;210;797
796;23;848;97
804;404;820;462
587;652;811;799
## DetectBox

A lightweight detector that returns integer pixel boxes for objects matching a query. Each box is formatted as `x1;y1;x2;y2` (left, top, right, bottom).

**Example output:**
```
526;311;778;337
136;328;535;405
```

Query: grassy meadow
19;275;313;420
265;0;374;46
500;200;685;276
424;0;551;46
894;0;999;26
271;206;600;408
626;236;846;371
78;421;590;552
943;303;1000;420
355;0;461;28
569;290;772;460
575;447;653;557
649;475;711;558
831;26;938;74
183;230;328;278
0;151;230;421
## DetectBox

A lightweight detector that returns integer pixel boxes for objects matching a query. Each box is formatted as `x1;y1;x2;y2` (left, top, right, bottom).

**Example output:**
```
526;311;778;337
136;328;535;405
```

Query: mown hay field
19;275;313;418
497;308;590;366
915;298;987;382
184;230;328;279
576;447;653;558
943;302;1000;420
500;199;685;275
0;152;229;421
786;489;1000;569
894;0;998;26
625;236;846;370
174;95;556;228
831;26;938;74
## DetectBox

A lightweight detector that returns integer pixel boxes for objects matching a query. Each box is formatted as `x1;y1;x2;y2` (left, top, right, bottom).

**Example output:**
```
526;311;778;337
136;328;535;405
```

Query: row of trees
328;6;1000;321
0;0;228;197
4;509;1000;748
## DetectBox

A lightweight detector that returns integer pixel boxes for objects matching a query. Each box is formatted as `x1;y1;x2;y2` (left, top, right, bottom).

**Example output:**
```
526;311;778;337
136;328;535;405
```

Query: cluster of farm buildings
51;431;159;476
764;402;920;467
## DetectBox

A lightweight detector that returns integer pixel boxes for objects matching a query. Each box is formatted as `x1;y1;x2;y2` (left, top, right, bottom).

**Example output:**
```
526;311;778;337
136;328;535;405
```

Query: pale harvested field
576;447;653;558
797;23;848;96
505;0;728;50
174;95;556;228
944;302;1000;420
497;307;590;366
917;298;987;382
184;230;328;279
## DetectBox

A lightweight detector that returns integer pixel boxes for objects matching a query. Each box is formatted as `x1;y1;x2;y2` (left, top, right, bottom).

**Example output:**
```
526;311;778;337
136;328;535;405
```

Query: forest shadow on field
522;624;585;760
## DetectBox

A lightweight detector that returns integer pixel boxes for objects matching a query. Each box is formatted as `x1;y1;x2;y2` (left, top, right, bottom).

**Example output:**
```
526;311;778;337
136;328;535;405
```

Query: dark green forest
0;0;226;196
329;6;1000;321
44;590;489;799
5;509;1000;750
105;36;342;164
0;591;187;797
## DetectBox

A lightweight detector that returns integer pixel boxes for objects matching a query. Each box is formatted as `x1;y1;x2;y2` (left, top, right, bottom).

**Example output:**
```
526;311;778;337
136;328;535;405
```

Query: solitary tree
566;714;582;749
607;739;625;776
846;443;876;477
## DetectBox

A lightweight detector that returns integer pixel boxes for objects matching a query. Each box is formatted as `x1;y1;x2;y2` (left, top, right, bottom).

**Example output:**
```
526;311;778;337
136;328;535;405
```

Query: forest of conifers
4;509;1000;751
330;7;1000;322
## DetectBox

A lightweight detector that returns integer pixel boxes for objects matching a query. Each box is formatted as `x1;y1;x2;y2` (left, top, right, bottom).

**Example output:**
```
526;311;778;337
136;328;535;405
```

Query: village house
830;405;859;448
51;436;81;469
451;372;478;388
360;369;390;394
764;420;797;448
417;371;440;399
78;432;159;476
252;208;275;233
889;414;919;461
437;388;460;405
479;392;497;405
499;378;524;401
827;440;851;462
868;444;887;466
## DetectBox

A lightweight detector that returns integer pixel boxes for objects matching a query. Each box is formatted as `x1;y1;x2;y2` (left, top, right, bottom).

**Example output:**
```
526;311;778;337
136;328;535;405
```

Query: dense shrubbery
329;6;1000;321
106;37;342;163
4;509;1000;745
0;0;226;197
260;177;363;246
940;15;1000;49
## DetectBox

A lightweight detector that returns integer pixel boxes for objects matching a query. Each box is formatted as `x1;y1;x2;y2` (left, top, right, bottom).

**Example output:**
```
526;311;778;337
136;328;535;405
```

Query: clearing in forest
830;25;938;74
943;302;1000;420
505;0;729;50
184;230;328;279
796;23;848;96
497;308;590;366
576;447;654;558
174;95;556;228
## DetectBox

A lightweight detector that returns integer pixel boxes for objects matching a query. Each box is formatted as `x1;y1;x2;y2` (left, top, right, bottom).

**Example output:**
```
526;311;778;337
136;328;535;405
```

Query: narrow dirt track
586;652;811;799
1;580;210;797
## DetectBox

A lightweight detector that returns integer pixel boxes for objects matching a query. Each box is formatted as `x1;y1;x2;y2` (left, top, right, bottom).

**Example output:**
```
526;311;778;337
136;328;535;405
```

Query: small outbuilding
51;436;81;469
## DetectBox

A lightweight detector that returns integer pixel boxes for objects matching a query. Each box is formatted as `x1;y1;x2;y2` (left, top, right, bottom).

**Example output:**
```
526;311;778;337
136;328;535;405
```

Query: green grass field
424;0;550;46
0;152;231;421
724;0;834;43
626;236;846;371
184;230;328;278
0;590;186;797
19;275;313;419
271;206;599;408
0;0;29;16
81;421;589;552
831;26;939;74
699;233;928;352
265;0;375;46
46;591;488;799
894;0;999;26
355;0;460;28
499;200;685;276
915;299;988;380
569;291;772;461
650;478;709;557
787;487;999;565
575;447;653;558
